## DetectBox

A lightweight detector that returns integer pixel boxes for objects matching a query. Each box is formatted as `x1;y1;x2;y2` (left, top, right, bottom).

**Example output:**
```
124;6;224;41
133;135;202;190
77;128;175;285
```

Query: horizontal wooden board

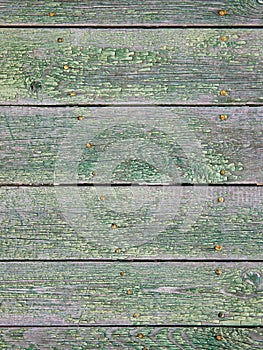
0;1;263;26
0;262;262;326
0;186;262;259
1;107;262;185
0;327;262;349
0;29;262;105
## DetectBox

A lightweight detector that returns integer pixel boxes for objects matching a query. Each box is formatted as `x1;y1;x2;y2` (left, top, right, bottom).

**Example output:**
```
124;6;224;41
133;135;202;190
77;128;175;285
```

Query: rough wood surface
0;29;262;105
0;186;262;259
0;262;262;326
1;107;262;185
0;0;263;26
0;326;262;349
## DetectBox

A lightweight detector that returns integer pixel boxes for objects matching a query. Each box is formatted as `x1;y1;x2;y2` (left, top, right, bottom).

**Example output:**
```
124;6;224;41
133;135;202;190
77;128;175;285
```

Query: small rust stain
215;245;222;251
218;197;224;203
221;36;228;42
215;269;222;275
216;335;223;341
57;38;63;43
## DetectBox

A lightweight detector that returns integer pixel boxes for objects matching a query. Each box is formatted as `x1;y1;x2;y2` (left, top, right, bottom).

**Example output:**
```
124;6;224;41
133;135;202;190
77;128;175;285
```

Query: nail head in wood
221;36;228;42
57;38;63;43
115;248;121;253
100;195;106;201
133;312;139;318
214;245;222;251
49;12;55;17
216;335;223;341
86;143;92;149
120;271;125;276
215;269;222;275
137;333;144;339
219;114;228;121
111;223;117;229
70;91;76;96
218;196;224;203
218;312;224;318
220;90;228;96
220;170;226;175
127;289;132;295
77;116;84;121
64;64;69;70
219;10;227;16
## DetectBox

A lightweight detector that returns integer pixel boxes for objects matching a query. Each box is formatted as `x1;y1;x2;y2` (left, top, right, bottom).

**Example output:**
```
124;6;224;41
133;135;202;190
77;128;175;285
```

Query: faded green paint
1;107;262;184
0;327;262;349
0;29;262;104
0;0;262;26
0;186;262;259
0;262;262;325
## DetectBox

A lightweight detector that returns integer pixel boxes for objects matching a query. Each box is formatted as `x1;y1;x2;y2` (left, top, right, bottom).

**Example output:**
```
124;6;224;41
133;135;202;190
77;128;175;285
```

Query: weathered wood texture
0;29;262;105
0;1;263;26
1;107;262;184
0;262;262;326
0;186;262;259
0;327;262;349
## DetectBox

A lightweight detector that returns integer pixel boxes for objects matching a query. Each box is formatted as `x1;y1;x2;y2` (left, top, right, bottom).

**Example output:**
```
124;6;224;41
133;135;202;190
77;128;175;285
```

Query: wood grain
0;29;262;105
0;262;262;326
0;186;262;259
0;326;262;349
1;107;262;185
0;0;262;26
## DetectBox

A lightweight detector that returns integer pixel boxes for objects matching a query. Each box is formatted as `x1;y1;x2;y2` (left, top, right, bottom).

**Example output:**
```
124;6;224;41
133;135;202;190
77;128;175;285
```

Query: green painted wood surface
0;327;262;349
0;186;262;259
0;29;262;105
1;107;262;184
0;262;262;326
0;1;262;26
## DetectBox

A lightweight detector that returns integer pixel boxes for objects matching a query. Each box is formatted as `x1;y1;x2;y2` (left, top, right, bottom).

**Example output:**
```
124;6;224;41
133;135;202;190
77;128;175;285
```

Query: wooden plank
0;1;263;26
1;107;262;184
0;327;262;349
0;29;262;105
0;262;262;326
0;186;262;259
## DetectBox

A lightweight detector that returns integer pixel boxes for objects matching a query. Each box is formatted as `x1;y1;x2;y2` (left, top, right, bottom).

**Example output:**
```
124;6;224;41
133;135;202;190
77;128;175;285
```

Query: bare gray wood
0;326;262;349
0;29;262;105
0;262;262;326
0;186;262;259
0;1;262;26
1;107;262;185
